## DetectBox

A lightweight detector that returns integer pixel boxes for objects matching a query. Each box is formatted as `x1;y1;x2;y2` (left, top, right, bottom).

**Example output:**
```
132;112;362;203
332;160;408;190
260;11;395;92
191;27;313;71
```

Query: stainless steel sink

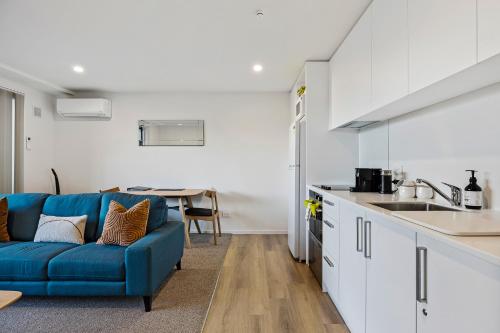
369;202;461;212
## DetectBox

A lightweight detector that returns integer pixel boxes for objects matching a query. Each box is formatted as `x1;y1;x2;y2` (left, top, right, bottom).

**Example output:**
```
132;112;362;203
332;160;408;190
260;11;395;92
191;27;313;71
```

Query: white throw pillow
34;214;87;245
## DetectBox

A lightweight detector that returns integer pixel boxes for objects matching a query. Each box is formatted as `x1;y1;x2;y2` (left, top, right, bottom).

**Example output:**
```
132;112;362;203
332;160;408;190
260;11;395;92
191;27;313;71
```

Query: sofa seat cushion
0;242;77;281
48;243;126;281
0;241;18;249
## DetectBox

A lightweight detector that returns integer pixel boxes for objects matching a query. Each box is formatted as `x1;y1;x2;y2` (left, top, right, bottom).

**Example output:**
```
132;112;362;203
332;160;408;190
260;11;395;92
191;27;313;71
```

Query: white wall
0;76;57;193
359;83;500;209
359;121;388;169
54;92;289;234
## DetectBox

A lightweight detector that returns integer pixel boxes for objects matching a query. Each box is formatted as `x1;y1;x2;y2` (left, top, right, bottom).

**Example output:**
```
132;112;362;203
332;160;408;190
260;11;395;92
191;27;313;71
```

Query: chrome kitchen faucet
416;179;462;207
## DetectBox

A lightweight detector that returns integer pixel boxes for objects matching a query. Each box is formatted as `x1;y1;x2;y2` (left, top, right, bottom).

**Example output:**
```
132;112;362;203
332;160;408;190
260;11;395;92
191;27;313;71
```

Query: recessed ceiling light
72;65;85;73
253;64;263;72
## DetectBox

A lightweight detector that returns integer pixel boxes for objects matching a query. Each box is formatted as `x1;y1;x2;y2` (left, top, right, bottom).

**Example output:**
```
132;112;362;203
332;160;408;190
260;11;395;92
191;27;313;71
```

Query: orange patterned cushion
0;197;9;242
97;199;150;246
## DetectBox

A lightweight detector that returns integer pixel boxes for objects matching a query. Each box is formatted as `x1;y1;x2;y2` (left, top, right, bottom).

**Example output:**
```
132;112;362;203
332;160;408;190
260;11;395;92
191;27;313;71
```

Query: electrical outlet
25;137;32;151
221;210;230;218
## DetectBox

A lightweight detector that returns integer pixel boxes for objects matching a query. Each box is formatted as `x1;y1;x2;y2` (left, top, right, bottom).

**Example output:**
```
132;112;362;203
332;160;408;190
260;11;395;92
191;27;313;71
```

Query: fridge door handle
416;247;428;303
324;200;335;206
364;220;372;259
356;217;363;252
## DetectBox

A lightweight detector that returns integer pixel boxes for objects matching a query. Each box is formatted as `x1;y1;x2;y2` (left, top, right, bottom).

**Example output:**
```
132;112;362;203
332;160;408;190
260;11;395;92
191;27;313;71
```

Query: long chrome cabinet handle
323;256;334;267
364;220;372;259
356;217;363;252
416;247;428;303
324;200;335;206
324;220;334;229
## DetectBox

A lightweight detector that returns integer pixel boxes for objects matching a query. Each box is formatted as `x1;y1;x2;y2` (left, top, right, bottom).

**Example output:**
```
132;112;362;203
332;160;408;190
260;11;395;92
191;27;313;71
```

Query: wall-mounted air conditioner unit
56;98;112;119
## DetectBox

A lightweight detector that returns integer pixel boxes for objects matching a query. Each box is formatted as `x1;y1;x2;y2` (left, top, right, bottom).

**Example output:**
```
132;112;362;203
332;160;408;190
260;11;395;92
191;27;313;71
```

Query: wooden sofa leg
176;260;182;270
143;296;152;312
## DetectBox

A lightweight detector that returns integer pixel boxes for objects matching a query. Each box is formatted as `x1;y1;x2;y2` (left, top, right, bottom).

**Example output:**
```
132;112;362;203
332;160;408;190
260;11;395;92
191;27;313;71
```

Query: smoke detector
256;9;264;18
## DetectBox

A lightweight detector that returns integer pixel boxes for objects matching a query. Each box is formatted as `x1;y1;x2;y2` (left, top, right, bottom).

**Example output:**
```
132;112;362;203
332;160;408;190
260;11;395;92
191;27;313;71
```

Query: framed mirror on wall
138;120;204;146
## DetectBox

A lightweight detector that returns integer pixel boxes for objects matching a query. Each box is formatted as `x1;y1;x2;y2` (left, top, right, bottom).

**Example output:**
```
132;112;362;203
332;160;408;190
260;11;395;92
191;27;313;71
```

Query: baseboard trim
227;230;288;235
190;229;287;235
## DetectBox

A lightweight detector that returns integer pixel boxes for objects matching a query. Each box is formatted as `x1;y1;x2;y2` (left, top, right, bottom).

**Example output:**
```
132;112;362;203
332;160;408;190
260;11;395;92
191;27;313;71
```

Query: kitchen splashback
358;83;500;209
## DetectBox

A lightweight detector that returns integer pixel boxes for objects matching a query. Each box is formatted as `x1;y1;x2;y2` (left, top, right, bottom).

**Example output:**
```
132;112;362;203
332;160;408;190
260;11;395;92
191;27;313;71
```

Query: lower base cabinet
323;250;339;303
338;201;367;333
365;212;417;333
330;198;500;333
416;234;500;333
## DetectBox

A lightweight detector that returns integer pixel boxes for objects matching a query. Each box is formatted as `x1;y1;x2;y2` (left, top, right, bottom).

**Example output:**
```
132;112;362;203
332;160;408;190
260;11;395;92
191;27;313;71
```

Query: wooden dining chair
184;190;221;245
100;187;120;193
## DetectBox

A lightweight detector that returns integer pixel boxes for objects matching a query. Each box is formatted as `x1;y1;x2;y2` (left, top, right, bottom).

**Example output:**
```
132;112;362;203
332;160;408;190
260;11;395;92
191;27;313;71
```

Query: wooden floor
203;235;348;333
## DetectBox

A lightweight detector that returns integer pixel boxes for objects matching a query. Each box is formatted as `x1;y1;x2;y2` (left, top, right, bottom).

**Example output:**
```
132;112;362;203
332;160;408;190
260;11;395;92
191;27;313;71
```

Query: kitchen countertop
308;185;500;267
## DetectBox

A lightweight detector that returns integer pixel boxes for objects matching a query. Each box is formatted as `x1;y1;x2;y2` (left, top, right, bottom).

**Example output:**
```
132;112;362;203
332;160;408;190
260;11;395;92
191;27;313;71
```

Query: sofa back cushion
42;193;102;242
0;193;50;241
98;193;167;237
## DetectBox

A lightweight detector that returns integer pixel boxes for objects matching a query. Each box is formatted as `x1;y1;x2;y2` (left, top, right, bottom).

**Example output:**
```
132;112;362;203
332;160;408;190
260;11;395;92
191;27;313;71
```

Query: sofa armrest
125;221;184;296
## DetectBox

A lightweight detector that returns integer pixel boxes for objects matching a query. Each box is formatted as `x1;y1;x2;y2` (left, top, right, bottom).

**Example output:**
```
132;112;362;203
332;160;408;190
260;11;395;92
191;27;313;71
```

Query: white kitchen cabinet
338;200;367;333
323;216;339;264
323;194;339;221
330;5;372;129
371;0;408;110
478;0;500;62
323;195;340;304
416;234;500;333
365;212;417;333
323;249;339;303
408;0;476;93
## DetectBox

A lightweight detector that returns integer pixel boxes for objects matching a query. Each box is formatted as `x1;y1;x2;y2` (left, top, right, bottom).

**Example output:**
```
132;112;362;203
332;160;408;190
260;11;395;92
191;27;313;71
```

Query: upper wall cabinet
330;6;372;129
478;0;500;62
408;0;477;93
371;0;408;110
329;0;500;130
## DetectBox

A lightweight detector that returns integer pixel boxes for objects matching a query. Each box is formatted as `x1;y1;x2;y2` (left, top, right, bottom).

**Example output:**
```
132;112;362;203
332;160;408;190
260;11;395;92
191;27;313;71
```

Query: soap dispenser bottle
464;170;483;210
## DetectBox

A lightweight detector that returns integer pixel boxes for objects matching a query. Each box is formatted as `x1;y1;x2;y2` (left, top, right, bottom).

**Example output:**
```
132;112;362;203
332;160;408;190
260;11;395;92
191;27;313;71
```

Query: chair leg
188;219;191;233
194;220;202;234
212;220;217;245
143;296;152;312
217;215;222;236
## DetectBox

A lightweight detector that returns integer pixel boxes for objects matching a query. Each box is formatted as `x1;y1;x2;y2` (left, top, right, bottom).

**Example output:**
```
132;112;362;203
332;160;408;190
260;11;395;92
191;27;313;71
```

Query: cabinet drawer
323;217;339;261
323;195;339;220
323;252;339;303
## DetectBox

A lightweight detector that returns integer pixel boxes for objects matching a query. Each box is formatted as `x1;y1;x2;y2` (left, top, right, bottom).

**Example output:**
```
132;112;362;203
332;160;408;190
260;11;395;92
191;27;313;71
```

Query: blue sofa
0;192;184;312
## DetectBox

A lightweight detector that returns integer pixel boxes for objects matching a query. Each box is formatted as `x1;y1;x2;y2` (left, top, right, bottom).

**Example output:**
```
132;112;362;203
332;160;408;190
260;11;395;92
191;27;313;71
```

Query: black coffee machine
350;168;382;192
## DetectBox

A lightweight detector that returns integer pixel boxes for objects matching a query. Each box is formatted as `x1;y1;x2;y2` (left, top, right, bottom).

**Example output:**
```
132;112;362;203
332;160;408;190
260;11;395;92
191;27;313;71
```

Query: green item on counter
304;199;320;217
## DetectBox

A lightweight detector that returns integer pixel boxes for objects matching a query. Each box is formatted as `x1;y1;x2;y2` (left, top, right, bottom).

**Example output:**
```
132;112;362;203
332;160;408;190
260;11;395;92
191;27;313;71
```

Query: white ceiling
0;0;370;92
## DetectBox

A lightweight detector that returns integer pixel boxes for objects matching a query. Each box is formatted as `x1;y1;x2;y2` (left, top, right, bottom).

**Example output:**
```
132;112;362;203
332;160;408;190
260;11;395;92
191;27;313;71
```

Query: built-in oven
308;190;323;285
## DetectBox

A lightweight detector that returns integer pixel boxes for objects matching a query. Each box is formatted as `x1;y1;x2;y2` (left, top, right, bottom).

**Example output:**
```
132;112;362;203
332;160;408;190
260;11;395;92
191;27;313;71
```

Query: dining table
126;188;206;248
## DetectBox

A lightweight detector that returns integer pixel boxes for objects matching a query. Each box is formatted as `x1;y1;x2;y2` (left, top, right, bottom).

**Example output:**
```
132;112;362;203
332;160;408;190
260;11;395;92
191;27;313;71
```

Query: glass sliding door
0;88;23;193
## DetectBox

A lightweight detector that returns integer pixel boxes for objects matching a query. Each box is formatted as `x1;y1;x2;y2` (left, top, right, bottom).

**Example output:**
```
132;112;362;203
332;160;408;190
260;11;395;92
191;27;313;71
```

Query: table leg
179;197;191;249
186;197;202;234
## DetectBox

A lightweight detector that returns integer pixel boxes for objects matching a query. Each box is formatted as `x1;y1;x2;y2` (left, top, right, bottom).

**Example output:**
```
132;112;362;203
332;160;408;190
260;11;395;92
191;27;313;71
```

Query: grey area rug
0;234;231;333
